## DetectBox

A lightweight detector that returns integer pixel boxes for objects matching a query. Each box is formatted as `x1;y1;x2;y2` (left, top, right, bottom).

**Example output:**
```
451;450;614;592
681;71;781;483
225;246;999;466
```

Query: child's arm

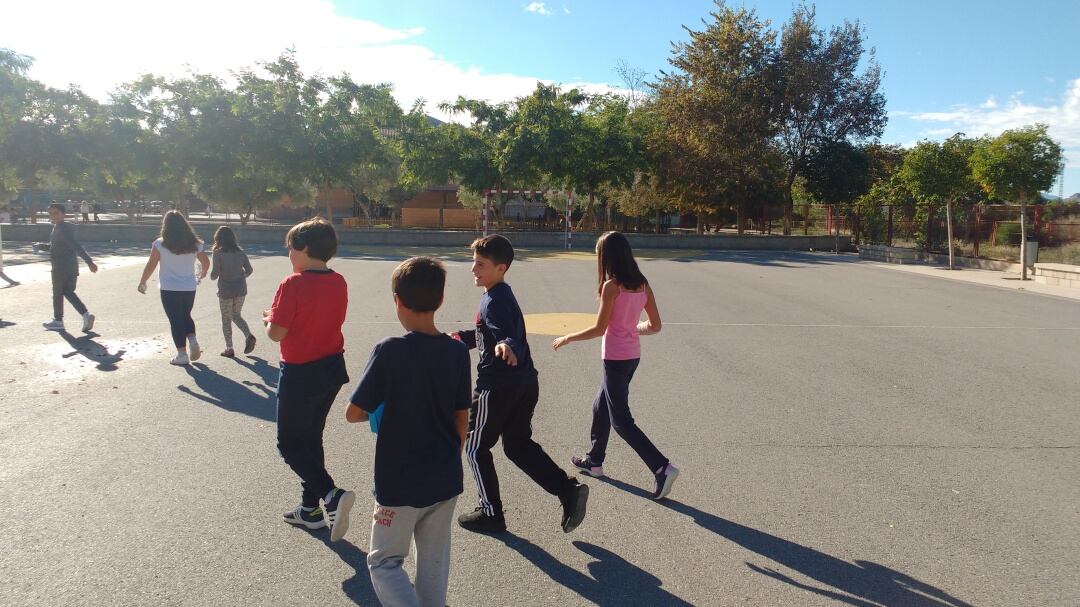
196;250;210;280
450;329;476;349
552;280;618;350
209;251;220;281
637;284;662;335
483;299;527;365
264;281;294;342
137;246;161;292
347;343;387;422
345;403;369;423
455;409;469;453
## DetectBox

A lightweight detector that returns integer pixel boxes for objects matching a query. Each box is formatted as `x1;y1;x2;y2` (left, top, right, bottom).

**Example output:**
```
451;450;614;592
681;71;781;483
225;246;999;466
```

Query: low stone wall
859;244;1017;271
858;244;919;264
1033;263;1080;289
0;223;849;251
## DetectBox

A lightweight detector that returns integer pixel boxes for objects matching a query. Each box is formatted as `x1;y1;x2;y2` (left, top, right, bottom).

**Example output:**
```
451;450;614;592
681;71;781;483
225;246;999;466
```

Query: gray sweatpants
217;296;251;349
367;496;457;607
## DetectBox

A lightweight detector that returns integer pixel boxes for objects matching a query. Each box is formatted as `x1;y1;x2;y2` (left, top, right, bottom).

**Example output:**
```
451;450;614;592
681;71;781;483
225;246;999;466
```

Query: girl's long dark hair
213;225;240;253
596;231;646;295
160;210;202;255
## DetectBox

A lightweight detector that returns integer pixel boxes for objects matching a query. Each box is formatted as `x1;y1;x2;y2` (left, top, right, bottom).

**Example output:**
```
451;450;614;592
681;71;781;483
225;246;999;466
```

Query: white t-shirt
153;238;203;291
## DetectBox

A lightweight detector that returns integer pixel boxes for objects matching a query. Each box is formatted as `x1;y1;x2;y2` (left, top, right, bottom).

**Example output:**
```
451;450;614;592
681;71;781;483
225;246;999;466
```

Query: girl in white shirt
137;211;210;365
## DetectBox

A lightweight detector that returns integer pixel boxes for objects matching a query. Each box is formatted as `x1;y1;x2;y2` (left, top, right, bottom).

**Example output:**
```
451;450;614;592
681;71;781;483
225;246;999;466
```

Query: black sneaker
570;455;604;478
457;507;507;533
559;481;589;533
283;505;326;530
323;488;356;542
652;463;679;500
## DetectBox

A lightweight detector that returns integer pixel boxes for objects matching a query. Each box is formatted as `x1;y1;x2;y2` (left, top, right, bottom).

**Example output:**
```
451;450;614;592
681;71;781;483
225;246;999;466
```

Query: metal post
886;205;894;247
565;191;573;250
482;191;489;237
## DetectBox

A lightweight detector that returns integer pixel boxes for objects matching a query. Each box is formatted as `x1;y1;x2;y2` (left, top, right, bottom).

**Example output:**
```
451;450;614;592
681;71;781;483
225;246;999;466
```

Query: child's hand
552;336;570;351
262;309;271;326
494;342;518;366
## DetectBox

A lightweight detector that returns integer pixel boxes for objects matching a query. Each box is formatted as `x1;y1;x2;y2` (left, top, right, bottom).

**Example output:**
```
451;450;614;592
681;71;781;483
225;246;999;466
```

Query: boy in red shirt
264;219;354;541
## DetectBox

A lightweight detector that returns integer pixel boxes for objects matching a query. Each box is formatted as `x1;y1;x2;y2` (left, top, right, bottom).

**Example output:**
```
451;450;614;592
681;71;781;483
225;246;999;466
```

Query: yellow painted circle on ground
524;313;596;336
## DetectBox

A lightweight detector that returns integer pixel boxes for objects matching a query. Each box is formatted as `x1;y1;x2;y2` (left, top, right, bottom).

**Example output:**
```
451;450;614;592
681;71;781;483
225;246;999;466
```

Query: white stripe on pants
465;390;494;514
367;496;458;607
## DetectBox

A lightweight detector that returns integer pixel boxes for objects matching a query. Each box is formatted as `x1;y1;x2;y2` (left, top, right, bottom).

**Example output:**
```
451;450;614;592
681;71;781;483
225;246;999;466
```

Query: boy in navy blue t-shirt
347;256;470;607
452;235;588;534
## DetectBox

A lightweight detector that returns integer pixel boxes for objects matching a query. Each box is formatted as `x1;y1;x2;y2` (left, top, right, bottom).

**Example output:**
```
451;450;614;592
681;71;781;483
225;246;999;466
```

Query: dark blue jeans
587;358;668;473
160;290;196;348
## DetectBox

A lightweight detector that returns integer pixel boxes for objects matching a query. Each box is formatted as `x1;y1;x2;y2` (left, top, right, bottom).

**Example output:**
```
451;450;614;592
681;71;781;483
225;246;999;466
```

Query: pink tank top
602;288;648;360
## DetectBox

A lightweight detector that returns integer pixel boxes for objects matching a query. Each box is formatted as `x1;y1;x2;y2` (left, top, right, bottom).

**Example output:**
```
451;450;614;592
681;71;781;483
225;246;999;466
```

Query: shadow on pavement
598;476;973;607
178;362;276;422
0;319;14;328
231;355;279;388
296;527;380;605
497;532;693;606
58;330;125;371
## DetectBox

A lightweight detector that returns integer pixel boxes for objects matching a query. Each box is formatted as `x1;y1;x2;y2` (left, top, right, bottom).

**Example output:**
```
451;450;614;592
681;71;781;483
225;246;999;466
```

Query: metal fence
855;203;1080;263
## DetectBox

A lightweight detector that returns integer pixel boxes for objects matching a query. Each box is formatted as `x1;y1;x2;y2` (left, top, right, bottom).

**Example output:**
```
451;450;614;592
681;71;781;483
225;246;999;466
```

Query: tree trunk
737;201;745;235
1019;197;1028;280
353;191;375;227
945;198;955;270
782;170;796;235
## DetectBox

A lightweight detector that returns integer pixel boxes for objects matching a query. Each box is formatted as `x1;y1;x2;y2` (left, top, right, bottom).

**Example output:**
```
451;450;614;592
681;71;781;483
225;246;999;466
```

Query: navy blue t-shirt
350;332;471;508
454;282;539;390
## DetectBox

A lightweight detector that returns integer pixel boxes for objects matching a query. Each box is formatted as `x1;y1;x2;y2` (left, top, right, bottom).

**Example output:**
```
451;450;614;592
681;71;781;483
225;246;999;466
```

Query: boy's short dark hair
470;234;514;268
286;218;337;261
392;257;446;313
48;201;65;213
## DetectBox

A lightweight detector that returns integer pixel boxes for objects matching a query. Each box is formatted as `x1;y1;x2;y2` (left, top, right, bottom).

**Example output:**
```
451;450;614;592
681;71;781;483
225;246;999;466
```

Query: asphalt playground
0;244;1077;606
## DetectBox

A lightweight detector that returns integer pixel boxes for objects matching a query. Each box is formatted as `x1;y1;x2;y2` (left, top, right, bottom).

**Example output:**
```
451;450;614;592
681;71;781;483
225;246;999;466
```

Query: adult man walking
35;202;98;331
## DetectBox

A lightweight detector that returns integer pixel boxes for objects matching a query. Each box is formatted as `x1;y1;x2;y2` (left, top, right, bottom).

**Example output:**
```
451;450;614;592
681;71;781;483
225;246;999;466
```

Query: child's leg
412;496;457;607
218;297;234;349
368;502;421;607
586;383;612;464
276;386;341;507
465;389;512;515
500;382;576;496
160;291;188;349
230;295;252;338
601;359;668;473
181;291;196;337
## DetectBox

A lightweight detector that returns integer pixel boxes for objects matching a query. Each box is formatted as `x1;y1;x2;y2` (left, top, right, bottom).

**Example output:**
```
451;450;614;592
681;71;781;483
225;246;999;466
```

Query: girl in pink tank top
552;232;679;500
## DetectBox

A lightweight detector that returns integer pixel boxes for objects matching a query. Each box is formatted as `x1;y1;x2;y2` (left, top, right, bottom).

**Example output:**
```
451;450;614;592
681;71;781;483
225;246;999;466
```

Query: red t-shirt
267;269;348;364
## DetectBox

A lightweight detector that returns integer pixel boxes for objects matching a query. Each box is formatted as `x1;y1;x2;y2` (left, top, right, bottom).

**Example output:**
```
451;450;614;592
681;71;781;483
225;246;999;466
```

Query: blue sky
5;0;1078;194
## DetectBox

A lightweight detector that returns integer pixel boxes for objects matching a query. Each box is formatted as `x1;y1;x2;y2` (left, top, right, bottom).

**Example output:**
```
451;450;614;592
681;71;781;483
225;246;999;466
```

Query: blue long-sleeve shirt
454;281;538;390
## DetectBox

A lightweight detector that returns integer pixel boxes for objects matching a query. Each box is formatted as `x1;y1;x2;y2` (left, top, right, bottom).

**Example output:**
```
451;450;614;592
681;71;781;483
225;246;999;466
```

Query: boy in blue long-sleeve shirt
452;234;588;534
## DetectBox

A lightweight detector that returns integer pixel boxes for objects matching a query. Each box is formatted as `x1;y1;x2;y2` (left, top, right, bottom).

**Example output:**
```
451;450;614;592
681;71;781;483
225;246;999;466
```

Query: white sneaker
43;320;64;331
187;337;201;362
170;352;190;366
81;312;95;332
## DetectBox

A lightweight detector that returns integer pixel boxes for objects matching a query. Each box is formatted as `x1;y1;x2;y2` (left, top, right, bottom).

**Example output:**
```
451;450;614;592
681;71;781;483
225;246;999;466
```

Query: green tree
970;124;1063;279
900;135;978;268
775;4;887;234
652;1;780;232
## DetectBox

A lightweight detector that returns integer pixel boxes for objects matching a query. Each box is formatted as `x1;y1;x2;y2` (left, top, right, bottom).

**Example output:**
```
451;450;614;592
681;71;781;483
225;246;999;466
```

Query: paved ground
1;246;1077;607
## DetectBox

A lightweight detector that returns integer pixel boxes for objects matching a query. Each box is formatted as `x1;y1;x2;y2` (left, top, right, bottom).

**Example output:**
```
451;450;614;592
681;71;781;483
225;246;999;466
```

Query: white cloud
910;77;1080;177
1;0;615;123
524;2;552;16
563;5;572;14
